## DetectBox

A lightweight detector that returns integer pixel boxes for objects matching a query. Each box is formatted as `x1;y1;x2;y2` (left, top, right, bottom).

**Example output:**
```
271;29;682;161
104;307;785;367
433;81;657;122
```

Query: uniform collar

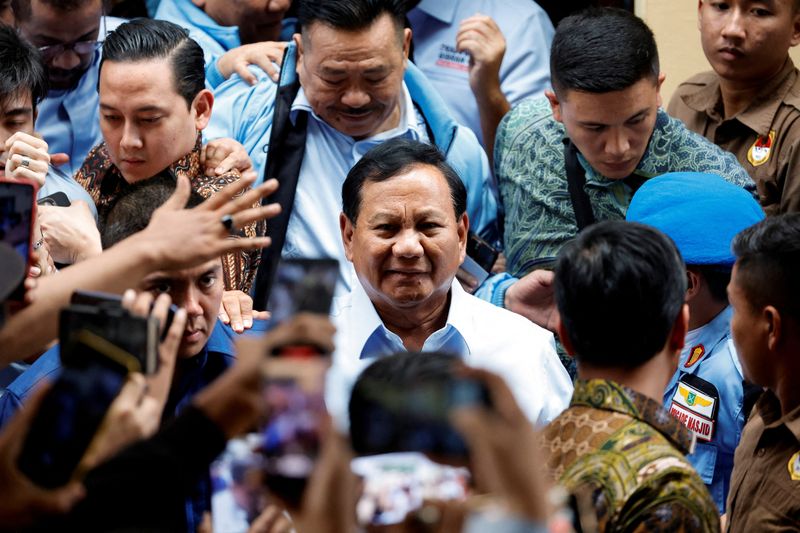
757;389;800;443
680;58;798;137
175;0;240;51
684;305;733;351
347;277;473;358
571;379;695;454
413;0;459;24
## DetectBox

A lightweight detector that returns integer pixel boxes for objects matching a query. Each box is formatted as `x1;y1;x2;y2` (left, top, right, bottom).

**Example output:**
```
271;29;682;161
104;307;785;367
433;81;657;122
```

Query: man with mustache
669;0;800;214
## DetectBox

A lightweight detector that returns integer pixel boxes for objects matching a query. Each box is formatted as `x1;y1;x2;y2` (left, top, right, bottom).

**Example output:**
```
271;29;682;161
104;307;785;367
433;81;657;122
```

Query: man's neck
718;60;788;119
688;297;728;331
373;291;451;352
773;338;800;416
577;351;674;405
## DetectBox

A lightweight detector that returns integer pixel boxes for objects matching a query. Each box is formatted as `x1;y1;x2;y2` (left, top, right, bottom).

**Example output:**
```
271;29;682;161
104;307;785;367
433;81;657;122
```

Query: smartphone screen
266;258;338;325
0;179;36;303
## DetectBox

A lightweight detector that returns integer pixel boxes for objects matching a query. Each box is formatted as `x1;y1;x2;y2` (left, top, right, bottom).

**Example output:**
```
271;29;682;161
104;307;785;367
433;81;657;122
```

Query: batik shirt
542;379;720;532
74;135;264;292
495;96;754;275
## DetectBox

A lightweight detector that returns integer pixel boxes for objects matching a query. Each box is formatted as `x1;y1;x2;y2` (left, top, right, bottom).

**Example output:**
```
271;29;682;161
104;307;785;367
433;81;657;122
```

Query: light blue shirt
663;305;743;513
408;0;554;147
154;0;296;89
35;16;126;177
39;165;98;218
325;278;573;430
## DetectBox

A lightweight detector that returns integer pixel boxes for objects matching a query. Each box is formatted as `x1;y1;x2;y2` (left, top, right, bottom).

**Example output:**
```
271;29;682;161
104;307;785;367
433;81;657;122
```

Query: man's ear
697;0;704;32
293;33;304;75
545;90;562;123
656;72;666;108
668;303;690;353
192;89;214;131
764;305;783;352
556;317;576;356
457;212;469;264
685;269;700;303
402;27;412;64
791;9;800;47
340;212;355;262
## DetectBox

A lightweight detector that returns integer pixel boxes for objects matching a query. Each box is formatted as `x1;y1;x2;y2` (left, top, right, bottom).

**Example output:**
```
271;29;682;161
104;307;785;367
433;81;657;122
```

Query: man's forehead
302;14;404;52
141;260;223;285
99;58;179;102
0;91;33;115
24;0;102;43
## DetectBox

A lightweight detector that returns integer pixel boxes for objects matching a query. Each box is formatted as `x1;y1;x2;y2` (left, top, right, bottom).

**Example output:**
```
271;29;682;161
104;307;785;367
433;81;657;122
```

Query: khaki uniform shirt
726;390;800;532
668;59;800;215
543;379;720;532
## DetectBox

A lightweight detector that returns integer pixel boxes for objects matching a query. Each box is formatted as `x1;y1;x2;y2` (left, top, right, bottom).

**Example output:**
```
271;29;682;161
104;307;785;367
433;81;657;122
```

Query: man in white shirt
325;138;572;428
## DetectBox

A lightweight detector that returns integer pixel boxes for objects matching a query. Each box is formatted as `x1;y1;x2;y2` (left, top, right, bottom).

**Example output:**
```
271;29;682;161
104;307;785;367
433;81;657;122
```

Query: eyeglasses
38;40;102;64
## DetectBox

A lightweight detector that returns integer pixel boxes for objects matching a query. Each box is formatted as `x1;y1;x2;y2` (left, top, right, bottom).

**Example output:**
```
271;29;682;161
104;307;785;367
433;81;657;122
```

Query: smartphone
266;258;339;324
352;453;470;526
17;330;131;488
349;377;492;459
60;291;160;374
70;289;177;340
0;179;36;304
37;191;71;207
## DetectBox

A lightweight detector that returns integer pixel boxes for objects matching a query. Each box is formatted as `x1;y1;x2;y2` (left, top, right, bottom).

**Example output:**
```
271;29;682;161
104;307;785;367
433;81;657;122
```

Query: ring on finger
220;214;235;234
20;157;31;168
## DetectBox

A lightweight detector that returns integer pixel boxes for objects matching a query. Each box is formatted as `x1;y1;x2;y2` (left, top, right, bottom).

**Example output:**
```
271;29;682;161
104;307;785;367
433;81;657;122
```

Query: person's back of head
0;24;47;113
297;0;406;34
555;220;687;369
100;174;204;249
99;18;205;108
550;7;659;97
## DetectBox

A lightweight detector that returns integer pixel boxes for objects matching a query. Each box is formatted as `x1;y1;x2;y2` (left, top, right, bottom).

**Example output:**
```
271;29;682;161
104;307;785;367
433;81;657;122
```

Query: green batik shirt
543;379;720;533
495;96;755;276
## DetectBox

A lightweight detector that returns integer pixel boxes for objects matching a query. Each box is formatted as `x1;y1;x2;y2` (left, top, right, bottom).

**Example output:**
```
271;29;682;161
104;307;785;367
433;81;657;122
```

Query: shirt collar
571;379;695;454
348;278;473;359
412;0;459;24
681;58;797;136
684;305;733;348
757;389;800;442
177;0;240;50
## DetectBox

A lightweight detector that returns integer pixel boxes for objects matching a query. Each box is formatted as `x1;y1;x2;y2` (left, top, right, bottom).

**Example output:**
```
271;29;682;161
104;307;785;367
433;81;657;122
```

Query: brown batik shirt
75;135;264;293
726;389;800;532
668;58;800;215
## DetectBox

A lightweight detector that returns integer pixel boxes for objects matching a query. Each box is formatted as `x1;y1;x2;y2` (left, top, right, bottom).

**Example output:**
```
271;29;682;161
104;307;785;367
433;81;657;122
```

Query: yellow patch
747;131;776;167
789;451;800;481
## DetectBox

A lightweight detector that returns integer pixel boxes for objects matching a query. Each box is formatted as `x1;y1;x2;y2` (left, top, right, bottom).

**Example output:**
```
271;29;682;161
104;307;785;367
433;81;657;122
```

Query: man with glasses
12;0;125;176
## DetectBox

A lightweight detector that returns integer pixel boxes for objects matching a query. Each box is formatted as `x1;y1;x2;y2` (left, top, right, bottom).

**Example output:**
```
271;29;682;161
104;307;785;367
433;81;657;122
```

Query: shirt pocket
688;442;717;484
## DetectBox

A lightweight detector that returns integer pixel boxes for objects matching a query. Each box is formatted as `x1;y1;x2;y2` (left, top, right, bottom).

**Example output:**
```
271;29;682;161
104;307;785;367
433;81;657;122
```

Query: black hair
99;18;204;107
689;265;731;304
11;0;103;21
550;7;659;96
297;0;406;39
0;24;48;113
732;213;800;321
342;138;467;224
100;173;204;249
555;220;687;369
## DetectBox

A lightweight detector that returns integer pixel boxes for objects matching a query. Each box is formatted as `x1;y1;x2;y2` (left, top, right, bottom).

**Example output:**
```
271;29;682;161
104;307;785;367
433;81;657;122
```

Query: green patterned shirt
543;379;720;533
495;96;755;275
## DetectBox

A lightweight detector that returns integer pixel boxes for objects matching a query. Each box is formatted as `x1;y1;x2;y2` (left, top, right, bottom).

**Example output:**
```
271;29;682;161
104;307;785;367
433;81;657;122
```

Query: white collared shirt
325;278;573;429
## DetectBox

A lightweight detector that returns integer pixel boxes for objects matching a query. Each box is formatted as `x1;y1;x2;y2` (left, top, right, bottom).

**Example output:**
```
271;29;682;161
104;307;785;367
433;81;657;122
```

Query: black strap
563;138;595;231
251;75;309;310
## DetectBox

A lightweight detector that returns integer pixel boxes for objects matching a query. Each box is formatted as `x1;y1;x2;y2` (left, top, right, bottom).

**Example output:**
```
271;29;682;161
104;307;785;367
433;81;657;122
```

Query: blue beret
626;172;764;266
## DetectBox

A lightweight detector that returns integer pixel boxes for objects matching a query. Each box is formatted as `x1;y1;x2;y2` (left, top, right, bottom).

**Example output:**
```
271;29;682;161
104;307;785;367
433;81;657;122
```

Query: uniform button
757;448;766;457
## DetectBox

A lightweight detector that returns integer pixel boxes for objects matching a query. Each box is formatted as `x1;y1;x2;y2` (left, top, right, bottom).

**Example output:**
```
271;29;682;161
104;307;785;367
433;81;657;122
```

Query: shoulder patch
747;131;775;167
684;344;705;368
789;451;800;481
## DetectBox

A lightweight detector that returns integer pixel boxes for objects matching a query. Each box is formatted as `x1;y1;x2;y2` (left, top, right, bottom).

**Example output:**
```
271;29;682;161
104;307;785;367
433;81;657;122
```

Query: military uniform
663;306;743;512
668;59;800;215
726;390;800;532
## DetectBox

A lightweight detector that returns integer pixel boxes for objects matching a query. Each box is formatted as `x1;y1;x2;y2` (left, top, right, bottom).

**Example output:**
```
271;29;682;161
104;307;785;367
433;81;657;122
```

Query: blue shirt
154;0;296;89
35;16;126;177
408;0;554;147
0;320;237;532
663;306;743;513
39;165;98;219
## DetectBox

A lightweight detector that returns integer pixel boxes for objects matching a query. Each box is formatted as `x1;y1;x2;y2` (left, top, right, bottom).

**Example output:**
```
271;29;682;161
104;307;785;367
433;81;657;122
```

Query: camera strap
563;138;596;232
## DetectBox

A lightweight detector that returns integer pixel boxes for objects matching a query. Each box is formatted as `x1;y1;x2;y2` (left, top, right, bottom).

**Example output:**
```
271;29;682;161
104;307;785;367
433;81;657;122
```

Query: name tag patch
669;376;719;442
435;44;470;72
789;451;800;481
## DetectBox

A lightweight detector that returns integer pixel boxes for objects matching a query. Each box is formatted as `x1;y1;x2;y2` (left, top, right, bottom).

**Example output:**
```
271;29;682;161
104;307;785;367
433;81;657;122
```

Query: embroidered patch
747;130;776;167
435;44;470;72
684;344;706;368
669;376;719;442
789;451;800;481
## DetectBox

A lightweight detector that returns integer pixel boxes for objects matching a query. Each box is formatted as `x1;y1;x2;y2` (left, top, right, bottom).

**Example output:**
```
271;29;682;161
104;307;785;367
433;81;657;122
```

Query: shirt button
757;448;766;457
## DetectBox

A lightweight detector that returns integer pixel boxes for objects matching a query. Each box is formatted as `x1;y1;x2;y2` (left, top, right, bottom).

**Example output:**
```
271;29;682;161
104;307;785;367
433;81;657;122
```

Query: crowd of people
0;0;798;531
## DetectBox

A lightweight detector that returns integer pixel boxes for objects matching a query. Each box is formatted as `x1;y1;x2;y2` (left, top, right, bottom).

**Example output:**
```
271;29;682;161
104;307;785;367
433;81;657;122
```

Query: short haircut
0;24;48;112
550;7;659;96
555;220;687;369
342;138;467;224
11;0;102;21
732;214;800;321
297;0;406;41
690;265;731;304
100;174;204;249
99;18;204;108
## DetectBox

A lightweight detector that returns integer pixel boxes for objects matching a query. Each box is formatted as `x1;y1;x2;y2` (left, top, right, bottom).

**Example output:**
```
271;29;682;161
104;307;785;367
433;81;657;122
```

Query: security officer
668;0;800;215
626;172;765;512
